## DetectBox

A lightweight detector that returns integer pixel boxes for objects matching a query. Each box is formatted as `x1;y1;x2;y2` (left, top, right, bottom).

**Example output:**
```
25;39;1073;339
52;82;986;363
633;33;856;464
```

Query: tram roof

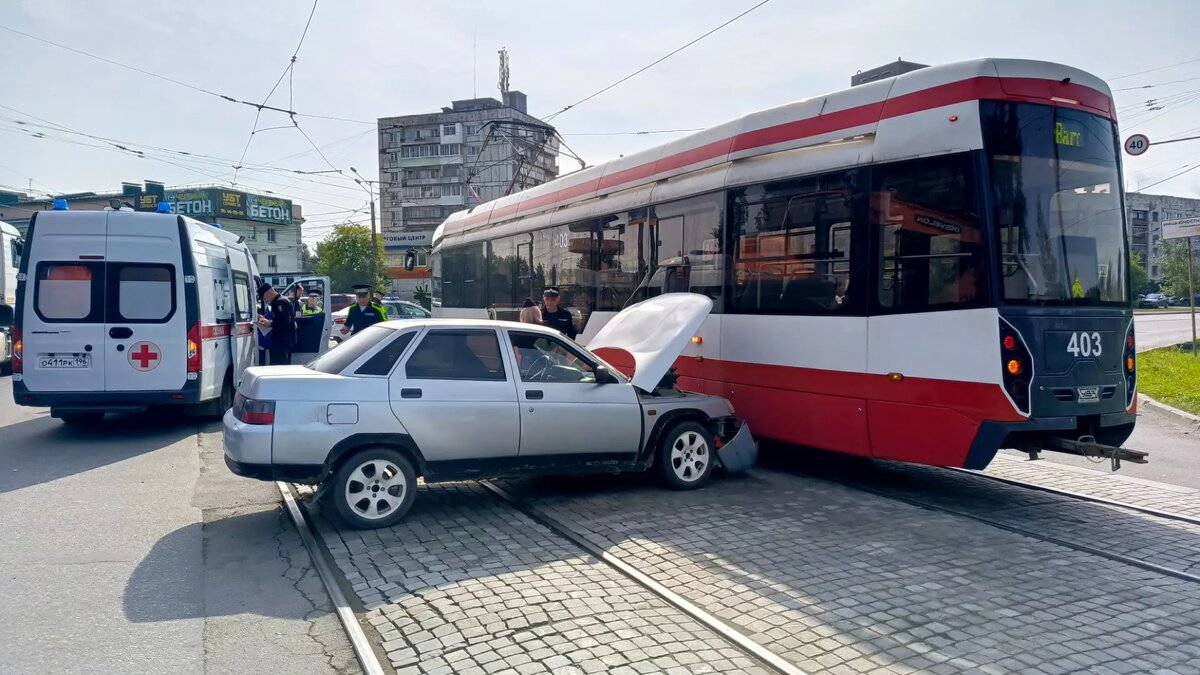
435;58;1113;250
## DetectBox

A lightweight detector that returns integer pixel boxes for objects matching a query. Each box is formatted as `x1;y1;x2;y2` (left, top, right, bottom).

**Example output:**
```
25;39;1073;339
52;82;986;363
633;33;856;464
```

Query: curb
1138;393;1200;431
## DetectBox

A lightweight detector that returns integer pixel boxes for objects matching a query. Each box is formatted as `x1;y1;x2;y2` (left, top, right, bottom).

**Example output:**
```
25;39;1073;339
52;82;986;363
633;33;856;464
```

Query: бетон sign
159;188;292;225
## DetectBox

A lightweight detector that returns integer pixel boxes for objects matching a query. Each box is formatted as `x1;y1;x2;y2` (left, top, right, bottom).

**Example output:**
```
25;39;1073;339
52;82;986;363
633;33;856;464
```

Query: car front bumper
716;422;757;474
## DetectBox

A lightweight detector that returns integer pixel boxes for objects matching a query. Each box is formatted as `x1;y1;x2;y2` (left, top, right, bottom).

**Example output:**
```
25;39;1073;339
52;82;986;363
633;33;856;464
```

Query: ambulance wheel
59;412;104;426
657;421;714;490
214;376;234;418
330;448;417;529
0;360;10;376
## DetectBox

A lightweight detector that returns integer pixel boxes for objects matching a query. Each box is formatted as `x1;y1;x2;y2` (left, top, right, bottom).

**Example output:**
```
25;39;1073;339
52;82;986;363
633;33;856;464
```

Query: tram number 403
1067;331;1103;358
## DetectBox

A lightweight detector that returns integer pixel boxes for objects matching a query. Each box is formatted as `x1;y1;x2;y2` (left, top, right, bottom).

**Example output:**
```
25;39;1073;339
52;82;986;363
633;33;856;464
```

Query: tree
299;244;319;273
313;223;387;292
1159;239;1195;298
1130;251;1150;296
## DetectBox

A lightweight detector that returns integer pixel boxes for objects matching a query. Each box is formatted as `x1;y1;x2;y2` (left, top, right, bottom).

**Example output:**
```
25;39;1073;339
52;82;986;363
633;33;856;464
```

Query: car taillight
334;317;346;325
999;319;1031;416
11;326;22;374
233;392;275;425
187;321;201;373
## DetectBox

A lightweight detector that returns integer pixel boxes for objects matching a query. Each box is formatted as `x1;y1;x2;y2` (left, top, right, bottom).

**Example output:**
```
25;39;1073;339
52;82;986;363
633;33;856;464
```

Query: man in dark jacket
539;286;577;340
257;282;296;364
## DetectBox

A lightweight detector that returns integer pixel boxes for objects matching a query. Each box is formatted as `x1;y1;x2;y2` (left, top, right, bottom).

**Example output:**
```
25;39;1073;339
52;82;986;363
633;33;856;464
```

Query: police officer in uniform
539;286;577;340
257;282;297;364
344;284;387;335
302;291;323;315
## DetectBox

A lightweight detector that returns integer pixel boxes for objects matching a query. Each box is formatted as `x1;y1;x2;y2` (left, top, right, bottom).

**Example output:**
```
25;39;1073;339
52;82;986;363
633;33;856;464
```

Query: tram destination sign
1161;216;1200;240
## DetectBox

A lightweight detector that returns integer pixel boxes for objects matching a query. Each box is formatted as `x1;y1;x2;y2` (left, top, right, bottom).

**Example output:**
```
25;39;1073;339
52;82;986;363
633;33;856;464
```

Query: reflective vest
302;304;321;315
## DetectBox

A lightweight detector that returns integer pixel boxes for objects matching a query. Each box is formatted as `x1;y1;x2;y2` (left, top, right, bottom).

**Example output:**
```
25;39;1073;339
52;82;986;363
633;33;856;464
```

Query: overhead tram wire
540;0;772;123
0;110;368;197
0;22;374;126
1108;57;1200;82
561;128;704;136
1137;164;1200;192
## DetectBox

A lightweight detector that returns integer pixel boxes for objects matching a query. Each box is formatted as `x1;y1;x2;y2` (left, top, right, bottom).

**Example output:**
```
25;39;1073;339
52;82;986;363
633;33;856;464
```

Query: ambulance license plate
39;353;90;369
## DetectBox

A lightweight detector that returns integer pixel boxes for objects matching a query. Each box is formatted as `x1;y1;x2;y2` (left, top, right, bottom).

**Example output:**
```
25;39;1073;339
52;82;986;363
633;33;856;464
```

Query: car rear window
34;261;104;322
306;325;395;374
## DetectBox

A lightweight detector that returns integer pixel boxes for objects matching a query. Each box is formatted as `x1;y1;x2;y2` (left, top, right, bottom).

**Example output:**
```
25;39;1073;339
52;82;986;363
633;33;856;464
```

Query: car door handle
109;327;132;339
525;390;544;400
400;388;422;399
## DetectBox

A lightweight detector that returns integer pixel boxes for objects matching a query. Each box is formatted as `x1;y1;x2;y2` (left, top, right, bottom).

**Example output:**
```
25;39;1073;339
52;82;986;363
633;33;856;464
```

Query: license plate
38;353;90;369
1077;386;1100;403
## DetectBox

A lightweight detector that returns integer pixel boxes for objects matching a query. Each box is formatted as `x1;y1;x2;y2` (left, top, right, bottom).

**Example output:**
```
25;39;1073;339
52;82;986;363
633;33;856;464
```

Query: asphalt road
1134;311;1198;350
0;376;357;675
1002;402;1200;489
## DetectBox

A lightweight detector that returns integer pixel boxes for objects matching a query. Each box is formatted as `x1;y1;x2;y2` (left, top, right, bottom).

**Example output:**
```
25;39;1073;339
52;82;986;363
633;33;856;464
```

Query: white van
12;207;332;423
0;219;21;374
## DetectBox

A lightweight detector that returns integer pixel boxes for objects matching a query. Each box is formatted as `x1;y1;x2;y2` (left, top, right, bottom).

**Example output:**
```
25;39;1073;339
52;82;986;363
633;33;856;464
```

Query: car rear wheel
657;421;714;490
330;449;417;529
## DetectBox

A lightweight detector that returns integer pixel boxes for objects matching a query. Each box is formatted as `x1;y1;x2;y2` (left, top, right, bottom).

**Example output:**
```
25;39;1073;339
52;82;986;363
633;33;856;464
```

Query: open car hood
588;293;712;392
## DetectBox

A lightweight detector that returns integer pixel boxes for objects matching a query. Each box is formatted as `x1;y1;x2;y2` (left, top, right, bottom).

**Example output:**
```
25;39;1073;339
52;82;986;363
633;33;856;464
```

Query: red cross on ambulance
128;342;162;371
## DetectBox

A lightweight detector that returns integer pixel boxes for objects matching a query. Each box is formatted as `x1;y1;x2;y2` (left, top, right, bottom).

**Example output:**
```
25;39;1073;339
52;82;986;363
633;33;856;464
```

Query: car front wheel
330;448;417;529
657;421;715;490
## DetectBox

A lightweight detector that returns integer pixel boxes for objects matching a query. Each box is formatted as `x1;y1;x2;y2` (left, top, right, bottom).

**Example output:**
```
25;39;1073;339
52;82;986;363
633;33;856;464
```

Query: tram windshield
983;101;1129;306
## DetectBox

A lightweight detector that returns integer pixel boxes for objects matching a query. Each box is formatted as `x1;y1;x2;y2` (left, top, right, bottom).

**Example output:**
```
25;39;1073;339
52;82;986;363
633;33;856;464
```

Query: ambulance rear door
102;211;188;392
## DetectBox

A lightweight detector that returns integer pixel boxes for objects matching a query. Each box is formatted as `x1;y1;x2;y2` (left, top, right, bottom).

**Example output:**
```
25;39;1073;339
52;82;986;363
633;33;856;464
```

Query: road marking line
276;482;386;675
482;480;810;675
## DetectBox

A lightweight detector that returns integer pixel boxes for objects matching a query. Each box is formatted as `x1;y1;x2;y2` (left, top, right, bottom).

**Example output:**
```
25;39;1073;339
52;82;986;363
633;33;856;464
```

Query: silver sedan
224;294;756;529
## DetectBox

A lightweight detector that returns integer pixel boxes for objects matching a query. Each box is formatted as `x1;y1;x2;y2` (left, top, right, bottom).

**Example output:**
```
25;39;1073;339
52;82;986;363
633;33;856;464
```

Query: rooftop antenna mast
498;47;510;95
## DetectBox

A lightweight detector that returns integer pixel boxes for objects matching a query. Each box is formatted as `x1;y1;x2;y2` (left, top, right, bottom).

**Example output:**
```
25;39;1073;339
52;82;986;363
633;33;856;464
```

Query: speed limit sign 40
1125;134;1150;156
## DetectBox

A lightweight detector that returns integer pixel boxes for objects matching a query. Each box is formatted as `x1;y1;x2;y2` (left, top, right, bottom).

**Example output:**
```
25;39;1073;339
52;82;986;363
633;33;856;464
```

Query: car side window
508;331;596;383
405;330;506;381
356;331;416;376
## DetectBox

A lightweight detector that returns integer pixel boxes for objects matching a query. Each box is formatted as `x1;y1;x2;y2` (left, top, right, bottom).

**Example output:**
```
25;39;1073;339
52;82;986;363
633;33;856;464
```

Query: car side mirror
594;365;617;384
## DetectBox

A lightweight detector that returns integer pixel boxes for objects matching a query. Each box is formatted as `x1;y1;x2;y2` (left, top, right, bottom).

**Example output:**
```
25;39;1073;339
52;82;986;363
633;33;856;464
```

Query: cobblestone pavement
791;454;1200;577
304;482;772;675
983;453;1200;518
497;466;1200;675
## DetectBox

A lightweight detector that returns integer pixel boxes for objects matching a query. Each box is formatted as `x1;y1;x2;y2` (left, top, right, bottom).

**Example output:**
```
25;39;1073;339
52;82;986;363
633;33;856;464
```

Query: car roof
379;317;562;336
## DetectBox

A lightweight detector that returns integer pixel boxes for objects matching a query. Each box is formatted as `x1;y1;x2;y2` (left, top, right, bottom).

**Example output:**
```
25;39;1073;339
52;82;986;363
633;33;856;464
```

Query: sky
3;0;1200;246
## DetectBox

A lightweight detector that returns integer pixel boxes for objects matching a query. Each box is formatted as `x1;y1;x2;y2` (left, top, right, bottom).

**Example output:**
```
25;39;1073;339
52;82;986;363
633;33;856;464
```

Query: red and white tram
430;58;1141;470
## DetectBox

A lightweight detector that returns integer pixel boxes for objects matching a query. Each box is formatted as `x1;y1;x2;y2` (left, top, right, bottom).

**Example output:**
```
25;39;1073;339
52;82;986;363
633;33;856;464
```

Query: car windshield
982;101;1129;306
306;325;395;374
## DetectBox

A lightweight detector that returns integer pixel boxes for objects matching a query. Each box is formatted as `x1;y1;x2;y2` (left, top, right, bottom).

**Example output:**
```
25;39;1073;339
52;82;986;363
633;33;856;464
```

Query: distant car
223;294;758;529
331;301;431;343
1170;296;1191;307
329;294;356;312
1139;293;1169;308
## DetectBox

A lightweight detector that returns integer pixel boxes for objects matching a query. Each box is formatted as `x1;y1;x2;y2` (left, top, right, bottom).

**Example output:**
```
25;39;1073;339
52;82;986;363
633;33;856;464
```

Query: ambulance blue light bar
155;201;174;214
52;198;69;210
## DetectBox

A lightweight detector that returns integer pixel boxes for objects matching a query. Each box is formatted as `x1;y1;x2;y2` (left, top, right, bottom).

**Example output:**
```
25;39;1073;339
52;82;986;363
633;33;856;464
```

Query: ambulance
11;202;332;423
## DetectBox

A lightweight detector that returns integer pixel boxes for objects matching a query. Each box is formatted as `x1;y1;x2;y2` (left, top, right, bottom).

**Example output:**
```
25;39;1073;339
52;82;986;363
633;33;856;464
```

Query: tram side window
529;225;593;331
872;154;984;312
440;244;486;308
728;170;859;315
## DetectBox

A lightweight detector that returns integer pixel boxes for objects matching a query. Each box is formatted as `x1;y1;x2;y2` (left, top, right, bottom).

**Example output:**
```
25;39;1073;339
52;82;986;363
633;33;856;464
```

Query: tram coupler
1039;435;1149;471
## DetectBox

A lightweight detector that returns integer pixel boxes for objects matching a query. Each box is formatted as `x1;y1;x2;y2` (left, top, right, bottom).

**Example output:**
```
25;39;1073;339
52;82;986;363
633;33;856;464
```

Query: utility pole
369;198;378;285
1189;237;1197;355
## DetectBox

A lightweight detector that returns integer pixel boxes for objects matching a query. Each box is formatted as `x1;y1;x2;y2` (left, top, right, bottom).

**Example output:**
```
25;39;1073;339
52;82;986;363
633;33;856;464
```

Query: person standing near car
302;291;323;315
258;282;297;365
344;284;387;336
539;286;577;340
